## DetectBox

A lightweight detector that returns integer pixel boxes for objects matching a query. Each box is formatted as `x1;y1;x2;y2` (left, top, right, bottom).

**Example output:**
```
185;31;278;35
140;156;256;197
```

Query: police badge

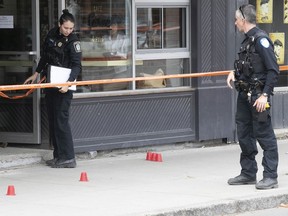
73;41;81;53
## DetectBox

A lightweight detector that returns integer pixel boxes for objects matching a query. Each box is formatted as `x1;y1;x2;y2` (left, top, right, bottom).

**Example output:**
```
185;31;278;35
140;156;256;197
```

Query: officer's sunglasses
239;6;245;19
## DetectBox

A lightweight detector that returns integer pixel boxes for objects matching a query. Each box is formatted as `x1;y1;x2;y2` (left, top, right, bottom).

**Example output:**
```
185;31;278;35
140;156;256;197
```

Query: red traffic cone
146;151;152;160
6;185;16;196
151;153;157;161
79;172;89;182
155;153;163;162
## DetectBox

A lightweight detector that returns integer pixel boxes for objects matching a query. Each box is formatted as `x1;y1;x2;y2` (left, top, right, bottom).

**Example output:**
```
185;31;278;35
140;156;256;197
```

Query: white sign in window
0;16;14;29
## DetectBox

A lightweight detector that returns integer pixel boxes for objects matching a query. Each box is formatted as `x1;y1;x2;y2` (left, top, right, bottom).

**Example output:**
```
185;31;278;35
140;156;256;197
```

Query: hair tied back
62;9;70;15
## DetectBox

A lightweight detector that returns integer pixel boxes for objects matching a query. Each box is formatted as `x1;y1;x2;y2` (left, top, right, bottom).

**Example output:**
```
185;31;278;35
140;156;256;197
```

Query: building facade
0;0;287;152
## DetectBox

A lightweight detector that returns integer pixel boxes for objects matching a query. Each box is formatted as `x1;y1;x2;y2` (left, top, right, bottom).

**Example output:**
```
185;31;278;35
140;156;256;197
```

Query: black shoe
51;158;76;168
45;158;58;166
228;175;256;185
256;178;278;190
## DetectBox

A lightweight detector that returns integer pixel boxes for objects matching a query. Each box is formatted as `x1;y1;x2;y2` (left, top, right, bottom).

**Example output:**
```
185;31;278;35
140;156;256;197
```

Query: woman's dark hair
59;9;75;25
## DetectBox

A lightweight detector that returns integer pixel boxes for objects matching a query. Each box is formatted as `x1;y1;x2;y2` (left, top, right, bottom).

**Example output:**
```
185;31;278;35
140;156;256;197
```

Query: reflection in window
164;8;187;48
0;0;32;51
67;0;189;92
136;59;190;89
67;0;132;92
137;7;186;49
137;8;162;49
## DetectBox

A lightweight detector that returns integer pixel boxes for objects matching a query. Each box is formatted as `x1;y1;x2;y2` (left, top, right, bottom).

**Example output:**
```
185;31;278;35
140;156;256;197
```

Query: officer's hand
253;95;268;112
226;71;235;89
59;85;69;93
24;73;38;84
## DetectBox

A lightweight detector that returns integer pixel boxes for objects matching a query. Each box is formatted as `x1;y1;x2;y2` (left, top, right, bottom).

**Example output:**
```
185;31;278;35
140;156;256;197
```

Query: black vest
234;31;269;83
43;28;78;67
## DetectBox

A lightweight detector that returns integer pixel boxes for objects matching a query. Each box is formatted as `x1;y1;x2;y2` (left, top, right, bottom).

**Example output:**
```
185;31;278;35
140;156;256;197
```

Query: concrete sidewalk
0;139;288;215
1;128;287;170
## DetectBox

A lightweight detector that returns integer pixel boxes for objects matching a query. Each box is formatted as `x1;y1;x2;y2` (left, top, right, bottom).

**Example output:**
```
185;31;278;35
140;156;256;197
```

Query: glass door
0;0;41;144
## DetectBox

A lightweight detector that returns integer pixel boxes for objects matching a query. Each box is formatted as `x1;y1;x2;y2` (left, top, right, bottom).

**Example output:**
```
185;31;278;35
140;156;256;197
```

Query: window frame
71;0;191;95
135;5;190;54
133;1;191;90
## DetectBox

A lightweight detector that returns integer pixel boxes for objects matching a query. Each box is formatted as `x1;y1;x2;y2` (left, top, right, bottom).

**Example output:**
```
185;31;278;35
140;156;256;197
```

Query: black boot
228;174;256;185
51;158;76;168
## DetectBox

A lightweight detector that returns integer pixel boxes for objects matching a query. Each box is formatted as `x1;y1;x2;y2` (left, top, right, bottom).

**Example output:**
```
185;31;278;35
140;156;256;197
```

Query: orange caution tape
0;66;287;99
0;76;46;99
0;70;232;93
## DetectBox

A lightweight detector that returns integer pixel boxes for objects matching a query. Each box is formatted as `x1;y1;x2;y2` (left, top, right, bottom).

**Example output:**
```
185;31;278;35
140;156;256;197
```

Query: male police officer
226;4;279;190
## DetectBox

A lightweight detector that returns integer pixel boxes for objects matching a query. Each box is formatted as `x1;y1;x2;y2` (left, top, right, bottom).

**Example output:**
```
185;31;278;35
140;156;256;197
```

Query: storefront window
137;7;187;49
136;59;190;89
66;0;190;92
67;0;132;92
0;0;32;51
136;4;190;89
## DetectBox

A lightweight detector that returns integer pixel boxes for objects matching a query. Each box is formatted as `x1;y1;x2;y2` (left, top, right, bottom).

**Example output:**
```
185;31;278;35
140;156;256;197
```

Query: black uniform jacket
36;27;82;82
243;27;279;96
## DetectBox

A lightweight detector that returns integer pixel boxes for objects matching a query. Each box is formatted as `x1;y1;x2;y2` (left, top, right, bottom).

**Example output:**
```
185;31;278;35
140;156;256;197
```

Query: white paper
48;65;76;91
0;16;13;29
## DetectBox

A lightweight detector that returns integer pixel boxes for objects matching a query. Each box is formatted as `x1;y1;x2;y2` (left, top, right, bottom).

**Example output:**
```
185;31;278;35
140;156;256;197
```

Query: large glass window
67;0;190;92
0;0;33;133
137;7;187;49
136;59;190;89
0;0;47;141
67;0;132;92
136;4;190;89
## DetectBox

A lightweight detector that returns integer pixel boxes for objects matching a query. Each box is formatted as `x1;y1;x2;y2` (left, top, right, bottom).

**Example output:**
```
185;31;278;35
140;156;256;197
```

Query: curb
147;194;288;216
0;153;44;169
0;149;51;170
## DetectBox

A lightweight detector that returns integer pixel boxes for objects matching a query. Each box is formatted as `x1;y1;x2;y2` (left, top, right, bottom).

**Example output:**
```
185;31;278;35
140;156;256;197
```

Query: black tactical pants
235;92;278;179
45;89;75;160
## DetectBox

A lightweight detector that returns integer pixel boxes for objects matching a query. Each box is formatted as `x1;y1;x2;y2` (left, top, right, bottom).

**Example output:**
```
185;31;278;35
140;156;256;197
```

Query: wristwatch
262;93;268;97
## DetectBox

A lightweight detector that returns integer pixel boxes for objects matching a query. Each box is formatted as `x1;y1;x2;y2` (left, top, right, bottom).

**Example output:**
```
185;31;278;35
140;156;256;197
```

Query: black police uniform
36;27;82;161
235;27;279;180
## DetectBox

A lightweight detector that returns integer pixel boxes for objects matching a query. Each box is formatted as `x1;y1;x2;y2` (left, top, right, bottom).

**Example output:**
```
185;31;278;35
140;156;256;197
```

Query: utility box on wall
197;87;235;141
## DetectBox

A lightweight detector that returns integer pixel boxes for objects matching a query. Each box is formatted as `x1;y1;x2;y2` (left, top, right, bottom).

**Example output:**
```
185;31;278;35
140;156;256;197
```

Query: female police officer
24;9;82;168
226;4;279;189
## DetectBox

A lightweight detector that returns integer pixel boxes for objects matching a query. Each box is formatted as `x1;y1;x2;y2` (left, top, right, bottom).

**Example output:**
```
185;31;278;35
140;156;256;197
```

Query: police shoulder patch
73;41;81;53
260;38;270;48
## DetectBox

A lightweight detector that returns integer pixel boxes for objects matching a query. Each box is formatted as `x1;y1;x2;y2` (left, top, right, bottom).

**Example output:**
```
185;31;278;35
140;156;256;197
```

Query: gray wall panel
271;92;288;129
70;91;196;152
196;0;236;141
271;93;284;128
197;87;234;141
283;94;288;128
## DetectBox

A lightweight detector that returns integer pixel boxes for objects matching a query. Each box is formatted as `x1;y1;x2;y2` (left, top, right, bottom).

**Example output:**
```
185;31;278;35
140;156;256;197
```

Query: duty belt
235;78;264;103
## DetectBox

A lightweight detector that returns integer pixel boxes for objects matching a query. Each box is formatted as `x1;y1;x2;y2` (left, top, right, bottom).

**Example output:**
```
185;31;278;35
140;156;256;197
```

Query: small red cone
151;153;157;161
79;172;89;182
146;152;152;160
155;153;163;162
6;185;16;196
